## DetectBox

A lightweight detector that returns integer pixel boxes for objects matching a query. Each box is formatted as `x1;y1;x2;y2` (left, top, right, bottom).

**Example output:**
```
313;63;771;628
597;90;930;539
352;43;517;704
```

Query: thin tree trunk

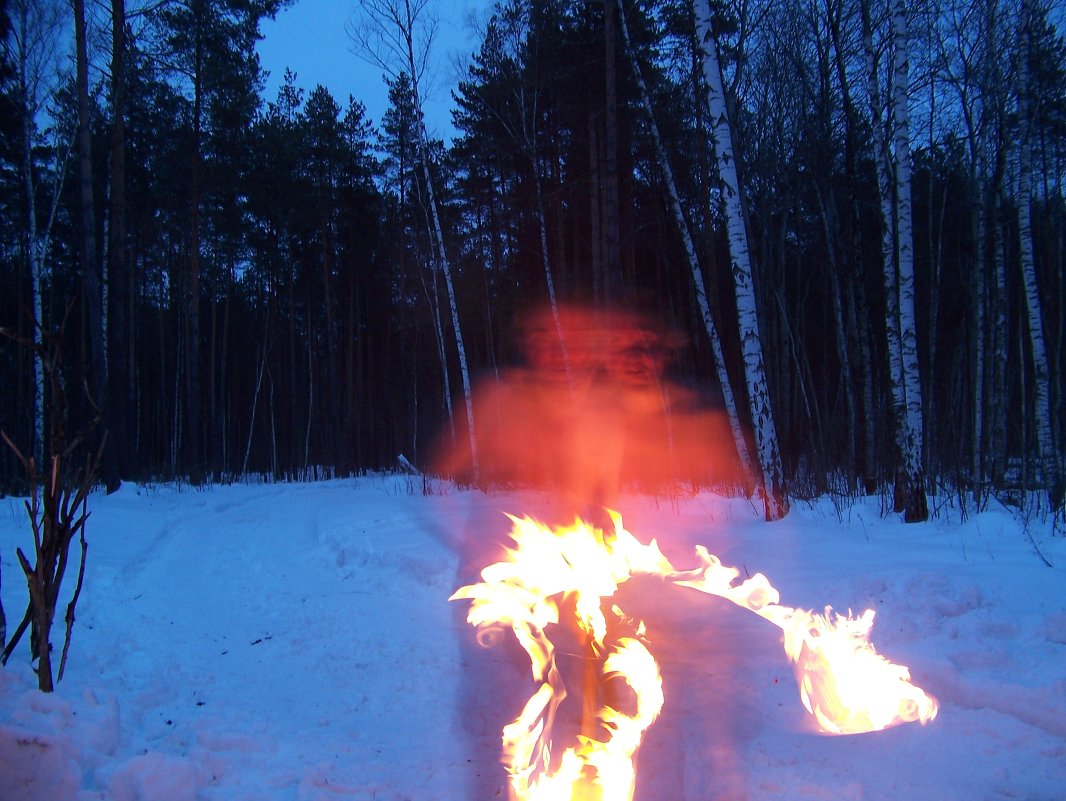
20;119;68;468
601;0;622;297
107;0;129;489
862;0;919;517
320;217;339;468
304;333;313;471
12;0;58;469
695;0;788;520
418;151;477;476
412;169;454;435
171;324;182;475
814;185;857;482
74;0;107;484
588;115;603;301
990;181;1008;482
617;0;754;483
268;367;278;478
828;0;877;491
531;172;576;387
1016;0;1063;507
219;268;231;478
286;251;297;473
208;291;217;475
892;0;928;521
243;312;269;476
390;22;477;477
362;0;477;477
972;179;987;484
187;0;204;483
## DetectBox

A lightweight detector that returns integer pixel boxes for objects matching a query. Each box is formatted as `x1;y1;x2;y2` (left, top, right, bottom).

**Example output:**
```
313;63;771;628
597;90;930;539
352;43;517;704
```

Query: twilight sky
256;0;491;142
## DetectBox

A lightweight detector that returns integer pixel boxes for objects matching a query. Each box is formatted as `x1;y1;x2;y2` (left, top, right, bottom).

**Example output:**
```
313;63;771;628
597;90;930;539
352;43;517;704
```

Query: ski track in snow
1;477;1064;801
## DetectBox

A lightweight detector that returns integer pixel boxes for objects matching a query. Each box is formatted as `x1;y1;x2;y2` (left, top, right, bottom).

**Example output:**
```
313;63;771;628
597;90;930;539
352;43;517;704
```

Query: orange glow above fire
451;512;938;801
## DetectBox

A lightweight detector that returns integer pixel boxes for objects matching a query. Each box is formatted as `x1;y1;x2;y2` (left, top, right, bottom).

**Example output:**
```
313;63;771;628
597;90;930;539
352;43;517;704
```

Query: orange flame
451;512;938;800
673;546;939;735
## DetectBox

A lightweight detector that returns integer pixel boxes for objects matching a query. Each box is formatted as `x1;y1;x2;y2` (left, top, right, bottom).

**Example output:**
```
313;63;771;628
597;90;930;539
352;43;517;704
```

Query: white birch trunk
616;0;755;485
863;1;904;469
355;0;478;476
19;104;69;468
862;0;920;518
891;0;927;521
395;0;478;478
427;264;455;428
695;0;788;519
532;176;567;353
532;176;583;397
17;14;45;467
419;149;478;477
413;169;455;435
1016;0;1062;507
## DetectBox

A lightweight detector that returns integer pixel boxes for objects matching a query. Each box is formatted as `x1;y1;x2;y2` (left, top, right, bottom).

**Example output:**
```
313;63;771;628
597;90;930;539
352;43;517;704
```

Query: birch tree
934;0;1012;490
73;0;107;471
380;70;455;438
694;0;789;520
352;0;479;477
6;0;71;467
891;0;928;521
616;0;754;486
862;0;927;521
1015;0;1063;509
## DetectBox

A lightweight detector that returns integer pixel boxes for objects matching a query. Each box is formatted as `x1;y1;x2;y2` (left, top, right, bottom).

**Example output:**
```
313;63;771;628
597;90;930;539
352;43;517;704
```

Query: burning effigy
451;512;938;801
435;302;937;801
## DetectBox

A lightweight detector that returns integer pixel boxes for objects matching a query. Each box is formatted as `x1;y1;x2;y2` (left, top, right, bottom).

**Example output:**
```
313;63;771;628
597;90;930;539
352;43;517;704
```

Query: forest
0;0;1063;522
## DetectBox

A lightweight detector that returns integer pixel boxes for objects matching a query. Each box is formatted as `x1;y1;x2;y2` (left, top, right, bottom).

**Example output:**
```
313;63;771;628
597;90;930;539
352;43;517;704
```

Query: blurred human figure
435;301;744;800
434;301;740;522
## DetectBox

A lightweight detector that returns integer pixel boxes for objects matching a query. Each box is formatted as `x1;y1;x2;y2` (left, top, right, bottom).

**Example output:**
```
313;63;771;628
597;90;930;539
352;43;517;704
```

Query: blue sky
256;0;491;142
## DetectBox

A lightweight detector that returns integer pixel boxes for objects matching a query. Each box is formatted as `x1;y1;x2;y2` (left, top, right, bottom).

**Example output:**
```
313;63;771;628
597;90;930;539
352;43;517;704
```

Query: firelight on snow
451;511;938;801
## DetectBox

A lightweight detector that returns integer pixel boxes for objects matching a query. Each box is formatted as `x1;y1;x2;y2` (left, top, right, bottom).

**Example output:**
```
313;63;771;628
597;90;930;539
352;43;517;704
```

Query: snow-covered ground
1;476;1064;801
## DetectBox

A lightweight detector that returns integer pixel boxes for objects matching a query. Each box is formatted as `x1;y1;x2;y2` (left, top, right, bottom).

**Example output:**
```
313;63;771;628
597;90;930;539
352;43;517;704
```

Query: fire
672;546;939;735
451;512;938;801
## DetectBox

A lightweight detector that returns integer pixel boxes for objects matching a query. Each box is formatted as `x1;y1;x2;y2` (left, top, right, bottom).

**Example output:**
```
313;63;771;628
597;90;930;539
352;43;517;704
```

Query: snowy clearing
1;476;1064;801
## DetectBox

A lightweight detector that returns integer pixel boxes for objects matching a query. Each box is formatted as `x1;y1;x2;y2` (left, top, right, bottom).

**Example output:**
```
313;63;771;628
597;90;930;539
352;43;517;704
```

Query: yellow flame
673;546;938;734
450;512;938;800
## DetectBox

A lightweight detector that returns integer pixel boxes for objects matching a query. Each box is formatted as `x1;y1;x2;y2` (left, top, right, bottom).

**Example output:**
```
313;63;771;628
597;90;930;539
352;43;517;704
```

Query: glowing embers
451;513;938;801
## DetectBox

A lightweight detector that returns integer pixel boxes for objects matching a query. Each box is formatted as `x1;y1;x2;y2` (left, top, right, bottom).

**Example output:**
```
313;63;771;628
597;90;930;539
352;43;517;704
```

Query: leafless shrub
0;318;103;692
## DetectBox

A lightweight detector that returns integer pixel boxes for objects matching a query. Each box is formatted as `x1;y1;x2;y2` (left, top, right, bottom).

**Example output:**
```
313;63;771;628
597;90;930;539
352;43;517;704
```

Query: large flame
451;512;938;801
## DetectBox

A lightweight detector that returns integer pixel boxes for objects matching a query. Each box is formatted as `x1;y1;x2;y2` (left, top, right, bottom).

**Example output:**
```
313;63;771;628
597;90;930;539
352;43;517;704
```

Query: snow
1;476;1064;800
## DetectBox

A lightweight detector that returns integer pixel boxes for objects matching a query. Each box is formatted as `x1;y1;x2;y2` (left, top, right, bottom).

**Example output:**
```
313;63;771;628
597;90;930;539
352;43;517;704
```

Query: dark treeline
1;0;1063;513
